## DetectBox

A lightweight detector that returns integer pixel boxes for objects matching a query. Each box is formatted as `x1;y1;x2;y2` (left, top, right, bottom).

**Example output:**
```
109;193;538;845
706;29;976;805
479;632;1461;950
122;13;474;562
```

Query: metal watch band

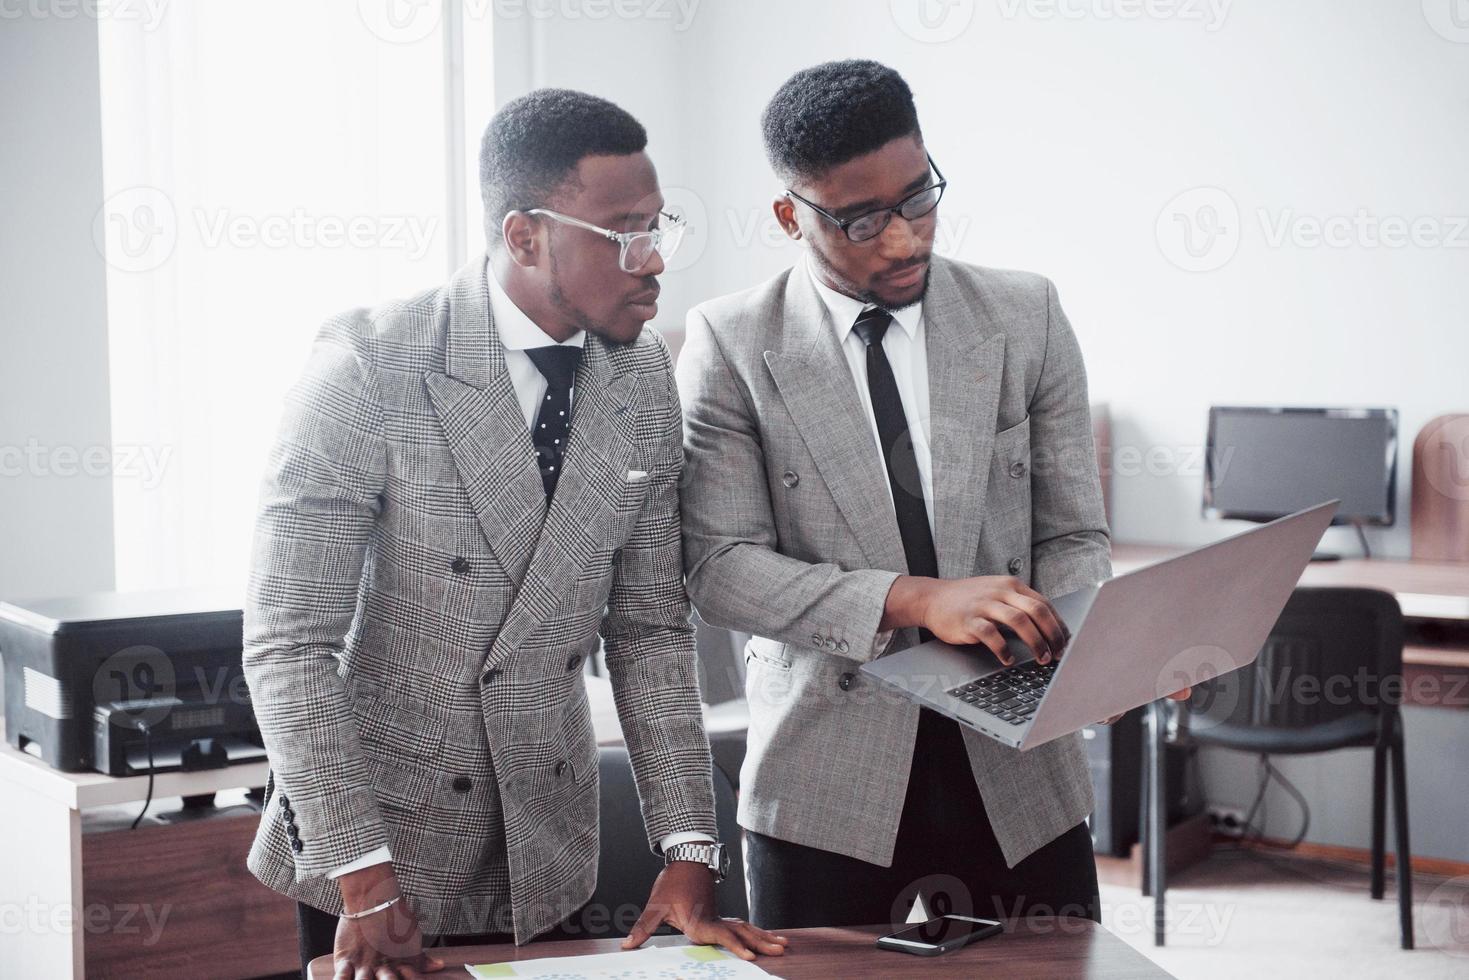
664;841;726;883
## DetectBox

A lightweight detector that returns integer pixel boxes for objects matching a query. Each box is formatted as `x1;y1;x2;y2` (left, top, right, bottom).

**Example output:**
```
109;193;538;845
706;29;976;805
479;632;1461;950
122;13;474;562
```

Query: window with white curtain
95;1;494;592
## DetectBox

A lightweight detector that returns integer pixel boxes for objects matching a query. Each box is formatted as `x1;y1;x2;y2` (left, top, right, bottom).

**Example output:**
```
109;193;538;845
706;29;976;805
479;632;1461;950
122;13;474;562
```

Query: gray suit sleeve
677;308;899;664
242;320;389;880
1028;281;1113;598
600;338;718;852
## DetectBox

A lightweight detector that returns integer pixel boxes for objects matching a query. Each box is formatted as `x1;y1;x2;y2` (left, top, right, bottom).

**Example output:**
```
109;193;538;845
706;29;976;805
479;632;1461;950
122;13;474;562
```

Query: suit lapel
763;269;908;574
924;259;1006;580
491;334;641;660
424;258;546;587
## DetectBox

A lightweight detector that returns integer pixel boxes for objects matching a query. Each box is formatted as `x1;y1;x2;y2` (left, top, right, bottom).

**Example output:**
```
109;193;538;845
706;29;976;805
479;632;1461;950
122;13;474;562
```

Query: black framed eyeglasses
786;155;947;243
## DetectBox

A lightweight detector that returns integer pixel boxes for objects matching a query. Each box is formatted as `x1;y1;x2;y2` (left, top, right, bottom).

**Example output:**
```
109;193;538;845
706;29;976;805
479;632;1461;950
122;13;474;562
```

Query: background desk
0;729;292;979
309;920;1174;979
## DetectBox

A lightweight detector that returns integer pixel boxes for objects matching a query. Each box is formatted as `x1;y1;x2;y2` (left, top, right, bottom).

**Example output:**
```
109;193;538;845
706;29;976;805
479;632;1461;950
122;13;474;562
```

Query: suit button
824;637;837;650
451;557;471;574
451;776;472;793
782;471;799;488
280;805;295;821
838;640;850;654
566;655;582;672
554;760;569;778
838;672;855;691
811;632;823;646
1010;461;1027;478
279;795;290;808
290;838;304;853
286;824;300;840
480;668;501;685
1008;557;1024;575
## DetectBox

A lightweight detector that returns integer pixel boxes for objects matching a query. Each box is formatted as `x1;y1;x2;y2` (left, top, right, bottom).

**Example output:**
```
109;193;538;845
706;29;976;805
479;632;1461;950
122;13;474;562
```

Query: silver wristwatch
664;841;729;883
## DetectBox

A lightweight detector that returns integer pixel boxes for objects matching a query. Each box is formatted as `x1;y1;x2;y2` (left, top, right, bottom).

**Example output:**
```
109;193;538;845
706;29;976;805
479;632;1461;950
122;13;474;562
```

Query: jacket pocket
744;635;792;670
346;677;448;769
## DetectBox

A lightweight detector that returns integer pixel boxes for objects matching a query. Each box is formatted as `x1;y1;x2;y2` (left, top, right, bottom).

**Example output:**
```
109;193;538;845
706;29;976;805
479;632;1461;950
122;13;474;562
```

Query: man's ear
501;211;543;266
772;195;802;241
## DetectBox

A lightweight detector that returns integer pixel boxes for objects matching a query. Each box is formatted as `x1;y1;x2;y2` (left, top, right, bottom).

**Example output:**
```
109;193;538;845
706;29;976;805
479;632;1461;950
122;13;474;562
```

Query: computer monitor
1204;406;1398;527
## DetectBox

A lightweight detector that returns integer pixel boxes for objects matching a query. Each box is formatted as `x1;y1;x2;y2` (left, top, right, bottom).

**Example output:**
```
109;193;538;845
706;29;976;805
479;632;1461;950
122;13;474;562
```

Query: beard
810;245;931;312
545;245;647;348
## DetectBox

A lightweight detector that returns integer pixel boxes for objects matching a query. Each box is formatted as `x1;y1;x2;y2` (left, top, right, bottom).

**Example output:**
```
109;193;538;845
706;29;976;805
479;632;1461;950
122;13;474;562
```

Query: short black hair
480;88;647;246
761;60;922;185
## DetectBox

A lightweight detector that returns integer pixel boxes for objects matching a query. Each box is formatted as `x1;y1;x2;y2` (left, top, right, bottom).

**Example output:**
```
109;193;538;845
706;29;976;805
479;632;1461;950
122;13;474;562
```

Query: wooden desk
1113;543;1469;704
0;730;293;979
309;920;1173;979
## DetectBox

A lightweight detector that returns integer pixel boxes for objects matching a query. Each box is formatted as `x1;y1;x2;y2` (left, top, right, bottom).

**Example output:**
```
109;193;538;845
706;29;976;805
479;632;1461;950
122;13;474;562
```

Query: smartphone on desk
876;914;1004;955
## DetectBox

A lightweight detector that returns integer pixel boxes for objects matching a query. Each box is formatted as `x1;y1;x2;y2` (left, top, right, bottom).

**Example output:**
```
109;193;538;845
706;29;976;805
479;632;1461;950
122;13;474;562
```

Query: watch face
716;844;730;879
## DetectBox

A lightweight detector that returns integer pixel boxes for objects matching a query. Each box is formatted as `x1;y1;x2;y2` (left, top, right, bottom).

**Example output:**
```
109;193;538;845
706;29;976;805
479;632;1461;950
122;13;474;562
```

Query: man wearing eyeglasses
244;88;785;979
677;60;1157;930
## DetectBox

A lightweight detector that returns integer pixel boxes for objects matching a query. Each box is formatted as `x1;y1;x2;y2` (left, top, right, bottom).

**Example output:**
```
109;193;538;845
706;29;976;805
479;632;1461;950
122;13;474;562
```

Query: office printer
0;589;264;775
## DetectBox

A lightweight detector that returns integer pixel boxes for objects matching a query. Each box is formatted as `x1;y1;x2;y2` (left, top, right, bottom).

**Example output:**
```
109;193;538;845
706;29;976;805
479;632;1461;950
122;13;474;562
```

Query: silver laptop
859;500;1339;751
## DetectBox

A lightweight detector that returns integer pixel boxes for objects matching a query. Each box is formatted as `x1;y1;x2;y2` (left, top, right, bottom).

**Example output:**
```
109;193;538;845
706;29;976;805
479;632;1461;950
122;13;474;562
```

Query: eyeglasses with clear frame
526;207;687;273
785;155;947;244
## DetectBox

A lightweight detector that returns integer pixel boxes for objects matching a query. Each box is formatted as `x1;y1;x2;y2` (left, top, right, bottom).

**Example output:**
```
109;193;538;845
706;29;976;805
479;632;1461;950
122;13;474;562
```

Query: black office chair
1140;587;1413;949
588;745;748;938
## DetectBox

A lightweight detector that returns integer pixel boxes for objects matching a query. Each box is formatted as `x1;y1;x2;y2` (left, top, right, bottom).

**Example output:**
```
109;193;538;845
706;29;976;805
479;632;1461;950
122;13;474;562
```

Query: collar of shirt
486;261;586;353
804;254;923;345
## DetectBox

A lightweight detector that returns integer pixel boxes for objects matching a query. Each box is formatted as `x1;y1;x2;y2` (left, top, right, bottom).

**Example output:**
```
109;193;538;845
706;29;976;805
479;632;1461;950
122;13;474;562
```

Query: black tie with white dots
525;345;582;500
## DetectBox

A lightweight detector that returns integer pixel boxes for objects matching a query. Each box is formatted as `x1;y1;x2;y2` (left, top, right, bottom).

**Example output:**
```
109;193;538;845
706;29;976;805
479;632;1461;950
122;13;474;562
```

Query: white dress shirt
805;258;936;660
805;258;936;539
327;264;707;882
489;266;586;427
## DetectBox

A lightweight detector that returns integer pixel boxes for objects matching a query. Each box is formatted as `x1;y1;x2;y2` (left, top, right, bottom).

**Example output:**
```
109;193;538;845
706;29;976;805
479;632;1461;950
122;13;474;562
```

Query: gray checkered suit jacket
243;257;715;943
676;256;1109;870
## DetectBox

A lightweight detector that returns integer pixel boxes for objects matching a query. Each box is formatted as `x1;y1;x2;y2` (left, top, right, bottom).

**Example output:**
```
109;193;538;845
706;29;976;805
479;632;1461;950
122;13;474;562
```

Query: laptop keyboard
946;660;1057;726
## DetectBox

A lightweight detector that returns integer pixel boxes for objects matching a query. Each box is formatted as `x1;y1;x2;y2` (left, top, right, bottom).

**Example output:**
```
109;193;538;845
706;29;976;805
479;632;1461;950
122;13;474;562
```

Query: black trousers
745;708;1100;930
296;900;588;979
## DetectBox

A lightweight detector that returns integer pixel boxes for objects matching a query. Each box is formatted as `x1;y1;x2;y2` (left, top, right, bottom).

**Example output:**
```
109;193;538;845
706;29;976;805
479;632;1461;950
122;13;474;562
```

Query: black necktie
525;345;582;499
852;307;940;582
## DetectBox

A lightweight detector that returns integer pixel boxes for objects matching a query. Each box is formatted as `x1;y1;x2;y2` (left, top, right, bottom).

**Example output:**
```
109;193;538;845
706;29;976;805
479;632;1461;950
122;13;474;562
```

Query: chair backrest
1411;413;1469;562
1187;587;1403;733
589;745;748;935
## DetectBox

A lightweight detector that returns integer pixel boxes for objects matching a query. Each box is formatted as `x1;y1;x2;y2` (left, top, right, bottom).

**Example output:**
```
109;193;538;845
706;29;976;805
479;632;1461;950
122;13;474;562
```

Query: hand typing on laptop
882;574;1072;666
880;573;1192;722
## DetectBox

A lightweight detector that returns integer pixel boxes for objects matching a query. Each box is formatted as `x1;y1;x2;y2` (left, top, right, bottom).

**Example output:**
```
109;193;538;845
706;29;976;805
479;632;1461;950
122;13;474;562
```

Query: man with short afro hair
679;59;1142;931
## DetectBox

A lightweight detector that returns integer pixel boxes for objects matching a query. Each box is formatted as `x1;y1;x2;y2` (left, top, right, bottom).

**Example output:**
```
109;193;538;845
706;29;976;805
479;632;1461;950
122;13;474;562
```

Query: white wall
644;0;1469;557
503;0;1469;862
0;13;116;600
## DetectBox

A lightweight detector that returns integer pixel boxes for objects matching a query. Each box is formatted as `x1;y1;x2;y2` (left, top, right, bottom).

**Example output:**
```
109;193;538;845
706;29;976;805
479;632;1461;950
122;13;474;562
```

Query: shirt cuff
872;628;896;658
658;831;715;855
326;845;393;879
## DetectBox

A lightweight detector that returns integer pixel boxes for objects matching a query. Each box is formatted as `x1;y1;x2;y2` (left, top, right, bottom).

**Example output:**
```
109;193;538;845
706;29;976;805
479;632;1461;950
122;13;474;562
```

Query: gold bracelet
340;894;401;920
